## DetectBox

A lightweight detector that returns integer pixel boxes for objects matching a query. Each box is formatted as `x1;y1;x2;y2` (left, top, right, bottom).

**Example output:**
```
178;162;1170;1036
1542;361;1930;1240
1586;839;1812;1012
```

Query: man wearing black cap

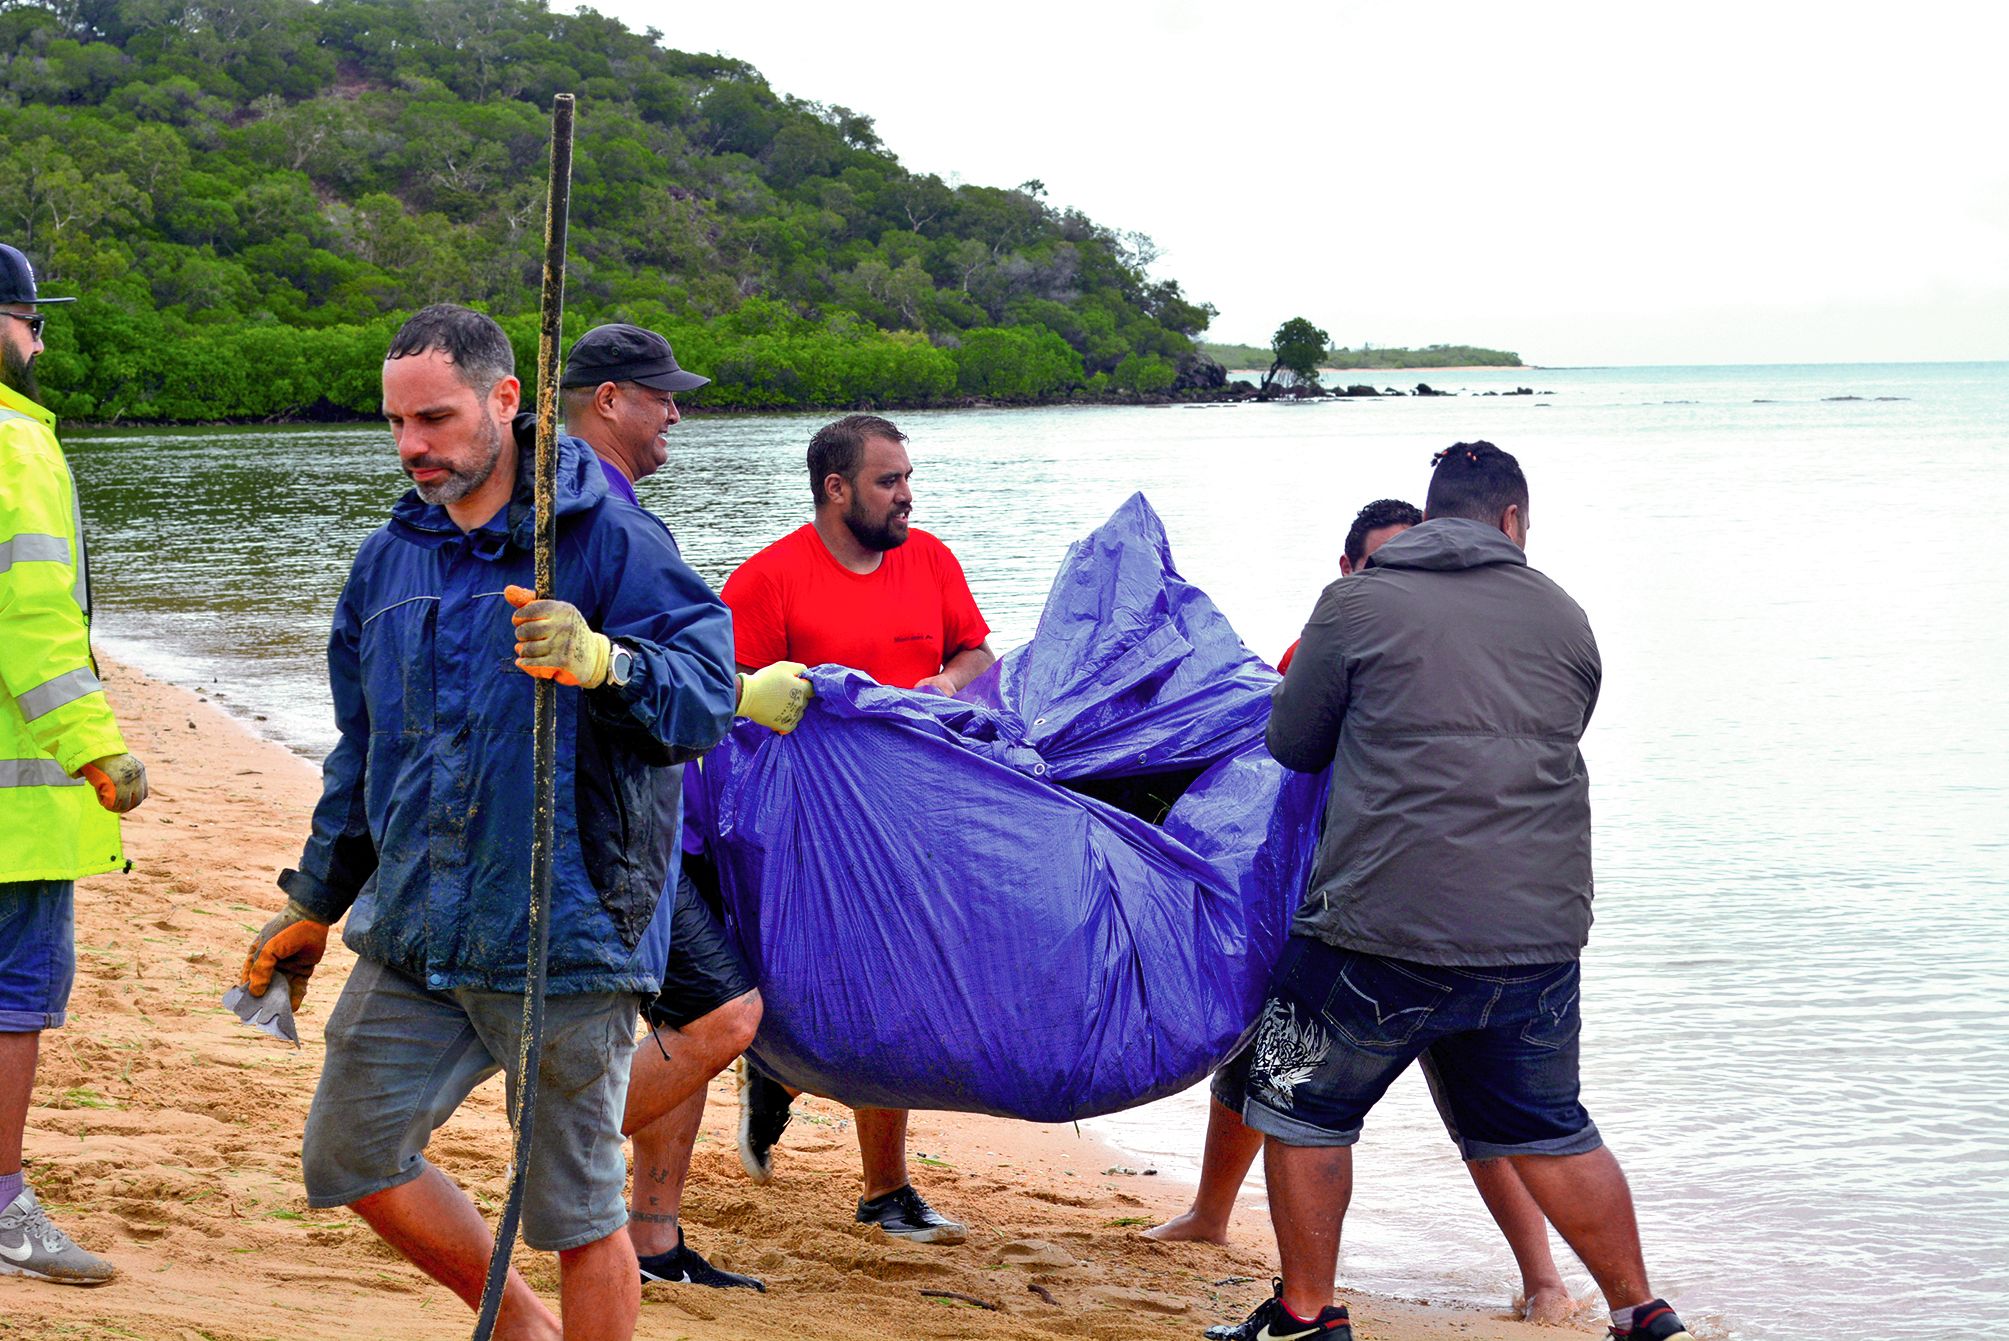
0;243;150;1287
559;324;770;1292
559;323;711;507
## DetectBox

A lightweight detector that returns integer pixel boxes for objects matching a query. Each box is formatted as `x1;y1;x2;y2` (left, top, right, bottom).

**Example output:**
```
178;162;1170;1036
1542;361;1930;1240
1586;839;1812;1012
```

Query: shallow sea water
68;361;2009;1340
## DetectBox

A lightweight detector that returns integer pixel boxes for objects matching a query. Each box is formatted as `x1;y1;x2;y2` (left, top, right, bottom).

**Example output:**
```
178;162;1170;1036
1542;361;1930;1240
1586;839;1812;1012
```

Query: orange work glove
79;753;148;813
243;900;331;1011
503;585;611;688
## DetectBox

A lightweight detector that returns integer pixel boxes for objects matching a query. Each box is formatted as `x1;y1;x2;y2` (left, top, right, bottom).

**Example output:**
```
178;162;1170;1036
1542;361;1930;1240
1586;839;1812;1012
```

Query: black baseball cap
561;323;708;392
0;244;74;306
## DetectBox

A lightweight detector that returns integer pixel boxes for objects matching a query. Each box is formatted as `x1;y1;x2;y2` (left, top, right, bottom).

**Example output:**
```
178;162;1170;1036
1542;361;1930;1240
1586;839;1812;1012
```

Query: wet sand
7;657;1588;1340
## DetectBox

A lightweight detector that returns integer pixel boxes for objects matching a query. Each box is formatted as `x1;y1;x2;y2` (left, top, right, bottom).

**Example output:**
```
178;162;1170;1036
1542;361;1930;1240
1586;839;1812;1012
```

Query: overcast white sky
595;0;2008;366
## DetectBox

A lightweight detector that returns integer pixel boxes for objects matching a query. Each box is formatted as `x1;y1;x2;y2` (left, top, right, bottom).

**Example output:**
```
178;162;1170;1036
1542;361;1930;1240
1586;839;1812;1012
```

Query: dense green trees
0;0;1216;420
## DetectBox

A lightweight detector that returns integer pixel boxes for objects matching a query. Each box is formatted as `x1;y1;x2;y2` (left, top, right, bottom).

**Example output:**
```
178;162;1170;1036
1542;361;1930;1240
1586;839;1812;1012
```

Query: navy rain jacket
280;434;737;996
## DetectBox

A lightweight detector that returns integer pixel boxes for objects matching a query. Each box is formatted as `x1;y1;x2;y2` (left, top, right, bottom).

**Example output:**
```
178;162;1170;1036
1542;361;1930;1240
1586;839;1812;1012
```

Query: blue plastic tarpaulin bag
700;494;1328;1121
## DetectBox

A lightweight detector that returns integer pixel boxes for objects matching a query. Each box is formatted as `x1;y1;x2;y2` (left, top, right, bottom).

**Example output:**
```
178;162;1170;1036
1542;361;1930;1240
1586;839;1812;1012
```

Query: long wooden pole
472;90;574;1341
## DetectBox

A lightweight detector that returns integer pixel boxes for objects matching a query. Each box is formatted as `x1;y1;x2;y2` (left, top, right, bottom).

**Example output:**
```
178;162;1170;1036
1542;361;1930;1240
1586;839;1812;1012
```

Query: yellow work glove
79;753;148;813
504;585;611;688
736;661;813;734
242;900;331;1011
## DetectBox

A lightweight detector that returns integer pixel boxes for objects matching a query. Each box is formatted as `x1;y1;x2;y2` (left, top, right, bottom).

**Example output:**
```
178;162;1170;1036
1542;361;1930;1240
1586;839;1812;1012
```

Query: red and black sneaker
1206;1286;1352;1341
1613;1299;1694;1341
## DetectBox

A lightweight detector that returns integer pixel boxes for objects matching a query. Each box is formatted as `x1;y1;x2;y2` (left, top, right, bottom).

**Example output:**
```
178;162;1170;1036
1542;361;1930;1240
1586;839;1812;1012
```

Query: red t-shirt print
720;524;991;691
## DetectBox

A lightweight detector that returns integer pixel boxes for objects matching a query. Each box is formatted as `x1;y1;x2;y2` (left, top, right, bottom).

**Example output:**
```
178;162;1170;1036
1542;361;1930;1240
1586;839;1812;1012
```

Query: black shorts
645;863;756;1029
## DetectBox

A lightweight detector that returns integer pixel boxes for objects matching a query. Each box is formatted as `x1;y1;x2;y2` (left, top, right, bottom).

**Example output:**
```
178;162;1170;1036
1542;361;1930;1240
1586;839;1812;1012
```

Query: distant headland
1199;342;1525;371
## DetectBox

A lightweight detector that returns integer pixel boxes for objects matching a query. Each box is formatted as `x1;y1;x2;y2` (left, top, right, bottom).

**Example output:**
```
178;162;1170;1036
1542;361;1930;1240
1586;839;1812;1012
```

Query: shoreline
58;371;1543;432
9;656;1585;1339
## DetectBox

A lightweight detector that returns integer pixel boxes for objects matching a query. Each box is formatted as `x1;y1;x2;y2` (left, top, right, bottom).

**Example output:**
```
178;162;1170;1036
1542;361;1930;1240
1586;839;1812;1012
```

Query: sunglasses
3;311;47;340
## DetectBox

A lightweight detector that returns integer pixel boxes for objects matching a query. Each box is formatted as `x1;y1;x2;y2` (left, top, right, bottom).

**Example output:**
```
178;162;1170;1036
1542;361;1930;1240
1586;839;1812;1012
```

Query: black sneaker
736;1060;792;1186
855;1184;967;1245
1207;1284;1351;1341
637;1227;765;1292
1206;1280;1281;1341
1613;1299;1694;1341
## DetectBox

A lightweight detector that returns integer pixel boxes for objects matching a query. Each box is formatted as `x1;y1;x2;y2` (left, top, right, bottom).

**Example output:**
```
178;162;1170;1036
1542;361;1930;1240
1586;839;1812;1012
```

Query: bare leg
556;1230;639;1341
627;1089;703;1256
350;1164;560;1341
621;991;760;1136
0;1031;36;1175
623;992;759;1258
1466;1157;1571;1322
1263;1139;1352;1321
855;1107;910;1200
1143;1097;1264;1244
1507;1147;1654;1312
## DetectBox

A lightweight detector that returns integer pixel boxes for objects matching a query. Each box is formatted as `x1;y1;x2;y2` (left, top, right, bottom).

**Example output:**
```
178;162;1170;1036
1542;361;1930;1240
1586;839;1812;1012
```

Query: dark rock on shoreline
1172;351;1228;392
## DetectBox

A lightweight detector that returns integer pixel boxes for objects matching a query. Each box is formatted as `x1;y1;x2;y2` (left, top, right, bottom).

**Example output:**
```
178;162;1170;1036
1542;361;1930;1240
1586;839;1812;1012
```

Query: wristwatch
606;641;636;689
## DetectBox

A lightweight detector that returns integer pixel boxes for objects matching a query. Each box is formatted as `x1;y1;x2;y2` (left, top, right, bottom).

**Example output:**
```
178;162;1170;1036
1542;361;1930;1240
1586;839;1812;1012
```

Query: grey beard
413;413;503;505
0;342;39;405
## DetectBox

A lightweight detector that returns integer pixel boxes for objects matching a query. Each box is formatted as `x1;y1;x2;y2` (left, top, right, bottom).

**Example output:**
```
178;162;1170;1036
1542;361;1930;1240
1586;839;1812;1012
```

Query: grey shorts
301;956;636;1251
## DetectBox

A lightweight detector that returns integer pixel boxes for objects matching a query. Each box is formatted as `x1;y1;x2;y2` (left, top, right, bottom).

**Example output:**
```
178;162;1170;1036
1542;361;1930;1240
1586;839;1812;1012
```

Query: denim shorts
1240;937;1602;1159
301;956;638;1251
1214;1033;1469;1147
0;880;76;1031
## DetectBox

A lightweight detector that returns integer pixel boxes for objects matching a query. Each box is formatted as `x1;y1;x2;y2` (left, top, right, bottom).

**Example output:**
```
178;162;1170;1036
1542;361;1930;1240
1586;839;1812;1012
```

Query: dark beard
844;499;910;552
0;340;39;405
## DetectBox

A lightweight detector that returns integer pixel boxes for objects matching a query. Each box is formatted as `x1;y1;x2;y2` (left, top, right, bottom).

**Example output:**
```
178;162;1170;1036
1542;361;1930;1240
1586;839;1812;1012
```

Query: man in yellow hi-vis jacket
0;243;148;1287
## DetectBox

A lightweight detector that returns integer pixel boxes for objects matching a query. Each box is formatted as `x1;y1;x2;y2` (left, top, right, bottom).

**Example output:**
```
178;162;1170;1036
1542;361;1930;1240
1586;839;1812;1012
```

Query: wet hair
1424;440;1528;525
385;304;515;394
1343;498;1423;566
808;413;906;504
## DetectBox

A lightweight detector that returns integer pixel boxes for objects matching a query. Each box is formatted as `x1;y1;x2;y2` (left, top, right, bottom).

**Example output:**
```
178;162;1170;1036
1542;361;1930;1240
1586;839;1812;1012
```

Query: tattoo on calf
631;1211;678;1224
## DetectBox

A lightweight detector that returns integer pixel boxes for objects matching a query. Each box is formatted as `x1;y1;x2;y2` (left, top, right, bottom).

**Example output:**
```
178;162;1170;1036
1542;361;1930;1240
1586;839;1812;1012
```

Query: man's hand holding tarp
736;660;812;734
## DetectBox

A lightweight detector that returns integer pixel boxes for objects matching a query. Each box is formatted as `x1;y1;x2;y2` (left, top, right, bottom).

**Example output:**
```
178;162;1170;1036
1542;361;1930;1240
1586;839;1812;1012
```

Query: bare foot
1140;1209;1230;1245
1519;1282;1575;1326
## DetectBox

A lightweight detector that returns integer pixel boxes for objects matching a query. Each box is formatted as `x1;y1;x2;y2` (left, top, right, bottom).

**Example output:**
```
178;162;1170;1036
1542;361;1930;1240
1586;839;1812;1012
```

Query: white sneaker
0;1185;118;1286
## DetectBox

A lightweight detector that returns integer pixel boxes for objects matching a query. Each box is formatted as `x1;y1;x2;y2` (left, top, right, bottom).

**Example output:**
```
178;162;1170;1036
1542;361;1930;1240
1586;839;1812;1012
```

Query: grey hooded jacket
1267;517;1601;965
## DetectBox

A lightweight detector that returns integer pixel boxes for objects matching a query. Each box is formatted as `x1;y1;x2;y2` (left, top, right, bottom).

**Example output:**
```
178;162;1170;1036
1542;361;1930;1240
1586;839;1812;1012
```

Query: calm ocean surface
67;362;2009;1341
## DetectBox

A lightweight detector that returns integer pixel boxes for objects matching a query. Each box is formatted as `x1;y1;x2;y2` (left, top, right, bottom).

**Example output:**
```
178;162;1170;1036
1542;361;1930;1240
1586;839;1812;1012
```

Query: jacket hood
1366;516;1526;573
390;422;607;550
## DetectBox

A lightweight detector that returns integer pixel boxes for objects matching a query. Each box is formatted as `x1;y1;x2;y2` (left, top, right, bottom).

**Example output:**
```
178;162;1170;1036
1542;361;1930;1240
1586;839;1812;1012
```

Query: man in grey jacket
1221;443;1694;1341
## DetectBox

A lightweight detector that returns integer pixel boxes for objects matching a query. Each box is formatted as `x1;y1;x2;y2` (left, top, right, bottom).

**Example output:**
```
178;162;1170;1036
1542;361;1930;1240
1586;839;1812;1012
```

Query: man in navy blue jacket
240;305;738;1341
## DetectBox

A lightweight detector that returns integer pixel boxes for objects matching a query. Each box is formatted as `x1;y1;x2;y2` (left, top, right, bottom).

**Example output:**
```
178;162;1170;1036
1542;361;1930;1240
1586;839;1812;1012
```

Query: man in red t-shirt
722;413;994;1245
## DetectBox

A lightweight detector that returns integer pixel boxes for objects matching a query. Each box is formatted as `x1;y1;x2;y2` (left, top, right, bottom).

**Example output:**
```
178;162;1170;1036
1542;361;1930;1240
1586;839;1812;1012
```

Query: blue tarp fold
701;494;1327;1121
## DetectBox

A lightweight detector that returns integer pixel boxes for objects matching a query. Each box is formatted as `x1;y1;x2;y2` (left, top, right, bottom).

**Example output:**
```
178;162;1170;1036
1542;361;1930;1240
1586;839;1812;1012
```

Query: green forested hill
0;0;1215;420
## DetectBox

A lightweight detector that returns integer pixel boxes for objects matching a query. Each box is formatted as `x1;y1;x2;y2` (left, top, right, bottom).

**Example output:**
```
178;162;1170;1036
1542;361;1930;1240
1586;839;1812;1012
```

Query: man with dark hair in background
1217;443;1695;1341
0;242;150;1287
557;322;772;1292
1154;495;1575;1329
724;413;993;1244
236;303;740;1340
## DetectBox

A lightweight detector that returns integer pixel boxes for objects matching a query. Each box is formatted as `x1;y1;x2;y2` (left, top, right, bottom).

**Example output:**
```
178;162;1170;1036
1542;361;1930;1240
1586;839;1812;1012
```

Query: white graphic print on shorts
1250;997;1332;1111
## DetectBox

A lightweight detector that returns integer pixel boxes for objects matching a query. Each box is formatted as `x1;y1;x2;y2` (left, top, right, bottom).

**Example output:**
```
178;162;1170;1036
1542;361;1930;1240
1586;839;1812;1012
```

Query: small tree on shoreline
1264;316;1329;393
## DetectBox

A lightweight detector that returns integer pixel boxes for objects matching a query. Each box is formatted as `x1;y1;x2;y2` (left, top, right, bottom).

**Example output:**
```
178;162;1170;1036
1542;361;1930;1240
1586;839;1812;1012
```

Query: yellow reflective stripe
0;758;84;788
68;474;89;617
16;667;104;721
0;533;71;571
0;407;27;423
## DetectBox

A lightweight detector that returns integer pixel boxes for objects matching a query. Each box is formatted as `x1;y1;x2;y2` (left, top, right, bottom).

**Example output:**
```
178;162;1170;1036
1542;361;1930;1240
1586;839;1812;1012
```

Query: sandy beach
6;657;1591;1341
